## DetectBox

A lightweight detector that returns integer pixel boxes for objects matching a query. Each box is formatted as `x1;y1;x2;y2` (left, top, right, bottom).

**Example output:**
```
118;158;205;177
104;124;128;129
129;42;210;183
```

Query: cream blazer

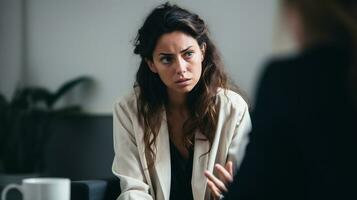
112;89;252;200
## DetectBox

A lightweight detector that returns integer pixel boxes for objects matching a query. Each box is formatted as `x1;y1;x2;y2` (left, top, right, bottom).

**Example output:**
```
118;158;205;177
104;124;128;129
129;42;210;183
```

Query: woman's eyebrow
159;53;173;56
158;46;193;56
180;46;193;53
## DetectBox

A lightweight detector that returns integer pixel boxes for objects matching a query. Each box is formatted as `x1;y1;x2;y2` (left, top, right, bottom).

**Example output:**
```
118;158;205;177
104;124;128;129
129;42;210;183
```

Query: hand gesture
204;161;234;200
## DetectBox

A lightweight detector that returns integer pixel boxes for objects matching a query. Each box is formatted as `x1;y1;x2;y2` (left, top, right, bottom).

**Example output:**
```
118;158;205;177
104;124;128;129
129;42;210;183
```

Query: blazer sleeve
112;100;154;200
227;101;252;172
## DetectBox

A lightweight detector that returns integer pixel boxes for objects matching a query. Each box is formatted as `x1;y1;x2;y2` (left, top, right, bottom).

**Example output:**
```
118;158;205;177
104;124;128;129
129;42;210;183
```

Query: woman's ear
200;43;206;61
146;58;158;73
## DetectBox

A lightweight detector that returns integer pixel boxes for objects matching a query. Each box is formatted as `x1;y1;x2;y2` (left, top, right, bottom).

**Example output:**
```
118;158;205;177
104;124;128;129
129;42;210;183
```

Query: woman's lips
175;78;191;86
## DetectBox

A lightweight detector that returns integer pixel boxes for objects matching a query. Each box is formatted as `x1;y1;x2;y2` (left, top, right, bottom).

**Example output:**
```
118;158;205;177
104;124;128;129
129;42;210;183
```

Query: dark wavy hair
133;2;237;168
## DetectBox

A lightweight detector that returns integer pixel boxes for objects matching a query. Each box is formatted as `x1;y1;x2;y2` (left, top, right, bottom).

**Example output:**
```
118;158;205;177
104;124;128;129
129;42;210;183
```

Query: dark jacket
225;43;357;200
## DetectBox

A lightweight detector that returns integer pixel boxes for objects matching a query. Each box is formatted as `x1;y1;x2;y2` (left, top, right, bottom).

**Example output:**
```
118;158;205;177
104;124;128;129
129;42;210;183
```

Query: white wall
1;0;279;114
0;0;24;100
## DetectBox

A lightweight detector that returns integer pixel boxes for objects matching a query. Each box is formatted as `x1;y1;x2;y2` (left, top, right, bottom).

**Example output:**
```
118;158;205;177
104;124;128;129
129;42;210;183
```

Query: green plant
0;76;92;173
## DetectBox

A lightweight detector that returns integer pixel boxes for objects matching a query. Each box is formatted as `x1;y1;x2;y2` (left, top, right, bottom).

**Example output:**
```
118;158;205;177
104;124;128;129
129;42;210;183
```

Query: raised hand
204;161;233;200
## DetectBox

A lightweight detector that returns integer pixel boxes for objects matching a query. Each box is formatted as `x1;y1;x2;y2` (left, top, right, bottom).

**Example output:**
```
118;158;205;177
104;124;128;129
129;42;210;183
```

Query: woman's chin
172;85;195;94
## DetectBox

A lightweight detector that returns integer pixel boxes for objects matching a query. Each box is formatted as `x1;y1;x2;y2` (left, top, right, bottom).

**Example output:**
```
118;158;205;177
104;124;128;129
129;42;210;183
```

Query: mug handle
1;184;23;200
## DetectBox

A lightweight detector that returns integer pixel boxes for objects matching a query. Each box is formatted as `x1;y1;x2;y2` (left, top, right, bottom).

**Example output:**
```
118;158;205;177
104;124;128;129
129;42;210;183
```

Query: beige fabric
112;89;252;200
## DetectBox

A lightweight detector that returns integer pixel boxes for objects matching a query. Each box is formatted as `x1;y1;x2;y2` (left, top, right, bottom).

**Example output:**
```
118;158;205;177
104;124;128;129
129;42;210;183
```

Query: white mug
1;178;70;200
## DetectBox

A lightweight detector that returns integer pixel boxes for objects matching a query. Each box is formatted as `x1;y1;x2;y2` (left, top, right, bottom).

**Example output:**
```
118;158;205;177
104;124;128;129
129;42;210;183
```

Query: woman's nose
175;57;187;75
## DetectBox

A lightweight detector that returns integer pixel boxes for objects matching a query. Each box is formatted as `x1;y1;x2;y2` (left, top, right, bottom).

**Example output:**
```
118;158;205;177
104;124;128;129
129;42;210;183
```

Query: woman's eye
184;51;194;58
160;57;172;64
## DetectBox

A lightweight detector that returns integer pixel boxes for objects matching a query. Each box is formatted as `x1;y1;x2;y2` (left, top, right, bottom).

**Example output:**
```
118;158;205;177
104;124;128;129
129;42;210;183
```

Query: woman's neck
167;90;187;111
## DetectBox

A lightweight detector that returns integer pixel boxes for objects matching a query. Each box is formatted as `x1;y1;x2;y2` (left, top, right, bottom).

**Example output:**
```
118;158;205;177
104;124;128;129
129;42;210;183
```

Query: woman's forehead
154;31;199;54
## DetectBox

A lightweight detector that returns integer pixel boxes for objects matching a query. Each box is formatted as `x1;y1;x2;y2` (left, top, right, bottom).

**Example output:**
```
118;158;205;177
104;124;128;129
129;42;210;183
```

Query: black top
169;140;194;200
225;43;357;200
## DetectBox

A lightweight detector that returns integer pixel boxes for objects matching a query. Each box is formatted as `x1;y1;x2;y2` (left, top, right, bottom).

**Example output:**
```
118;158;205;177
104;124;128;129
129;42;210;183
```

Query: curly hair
133;2;241;168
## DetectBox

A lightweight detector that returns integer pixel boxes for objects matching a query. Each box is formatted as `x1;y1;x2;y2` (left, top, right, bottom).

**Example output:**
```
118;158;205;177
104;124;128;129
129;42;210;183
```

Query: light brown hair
282;0;357;107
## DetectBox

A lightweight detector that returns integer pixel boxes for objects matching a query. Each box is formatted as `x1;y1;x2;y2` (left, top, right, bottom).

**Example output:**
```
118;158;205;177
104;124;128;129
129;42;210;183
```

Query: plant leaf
11;88;52;109
48;76;92;107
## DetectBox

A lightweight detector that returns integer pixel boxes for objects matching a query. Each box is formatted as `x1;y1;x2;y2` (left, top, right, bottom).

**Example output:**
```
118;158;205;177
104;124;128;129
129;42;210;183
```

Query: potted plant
0;76;92;176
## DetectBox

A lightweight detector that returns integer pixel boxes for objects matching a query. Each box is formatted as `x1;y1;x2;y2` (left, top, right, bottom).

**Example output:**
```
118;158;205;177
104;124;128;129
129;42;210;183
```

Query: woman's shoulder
113;88;139;114
262;43;347;78
216;88;249;112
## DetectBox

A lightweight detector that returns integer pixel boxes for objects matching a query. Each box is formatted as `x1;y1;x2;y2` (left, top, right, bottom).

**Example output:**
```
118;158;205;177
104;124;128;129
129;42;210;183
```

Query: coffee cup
1;178;70;200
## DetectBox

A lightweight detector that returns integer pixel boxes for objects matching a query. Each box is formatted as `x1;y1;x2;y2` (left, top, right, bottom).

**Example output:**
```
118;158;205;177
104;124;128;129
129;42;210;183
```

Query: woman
225;0;357;199
112;3;251;200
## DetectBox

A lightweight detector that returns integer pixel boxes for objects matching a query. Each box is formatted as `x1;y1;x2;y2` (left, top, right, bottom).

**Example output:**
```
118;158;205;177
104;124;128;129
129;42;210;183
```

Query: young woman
112;3;251;200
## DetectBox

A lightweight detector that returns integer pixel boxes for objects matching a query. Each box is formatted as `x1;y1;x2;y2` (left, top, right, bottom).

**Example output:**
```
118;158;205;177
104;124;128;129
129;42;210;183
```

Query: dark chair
42;114;120;200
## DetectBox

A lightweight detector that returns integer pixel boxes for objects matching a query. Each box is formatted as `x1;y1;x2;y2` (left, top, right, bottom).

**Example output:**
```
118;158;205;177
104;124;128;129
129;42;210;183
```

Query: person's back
291;44;356;199
255;43;356;199
225;0;357;199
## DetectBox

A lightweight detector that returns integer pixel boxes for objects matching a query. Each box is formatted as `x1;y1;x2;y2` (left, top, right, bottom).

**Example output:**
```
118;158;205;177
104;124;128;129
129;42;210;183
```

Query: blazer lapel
154;112;171;200
154;113;211;200
192;131;210;200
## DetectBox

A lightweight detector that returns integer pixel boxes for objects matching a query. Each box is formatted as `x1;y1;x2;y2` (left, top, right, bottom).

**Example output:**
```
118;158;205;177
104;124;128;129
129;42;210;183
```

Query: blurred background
0;0;295;199
0;0;294;114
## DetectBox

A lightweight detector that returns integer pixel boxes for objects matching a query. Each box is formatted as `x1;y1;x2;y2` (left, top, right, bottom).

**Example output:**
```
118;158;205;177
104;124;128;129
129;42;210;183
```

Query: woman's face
147;31;205;96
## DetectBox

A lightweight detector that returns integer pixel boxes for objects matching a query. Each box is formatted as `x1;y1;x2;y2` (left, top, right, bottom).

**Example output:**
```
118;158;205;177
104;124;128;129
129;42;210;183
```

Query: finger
207;179;221;199
215;164;232;185
215;164;233;184
205;171;228;192
225;161;233;176
204;170;228;192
